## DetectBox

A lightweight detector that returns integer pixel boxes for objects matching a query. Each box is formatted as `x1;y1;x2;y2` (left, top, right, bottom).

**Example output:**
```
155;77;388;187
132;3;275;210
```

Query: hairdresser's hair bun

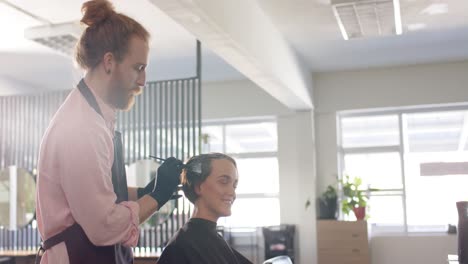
80;0;116;27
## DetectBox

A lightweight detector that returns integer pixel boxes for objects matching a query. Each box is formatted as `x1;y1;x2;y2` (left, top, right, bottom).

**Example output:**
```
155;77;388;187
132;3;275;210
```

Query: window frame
337;102;468;234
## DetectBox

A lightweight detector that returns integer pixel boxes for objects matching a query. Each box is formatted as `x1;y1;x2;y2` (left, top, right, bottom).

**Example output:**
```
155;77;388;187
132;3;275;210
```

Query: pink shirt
36;85;139;264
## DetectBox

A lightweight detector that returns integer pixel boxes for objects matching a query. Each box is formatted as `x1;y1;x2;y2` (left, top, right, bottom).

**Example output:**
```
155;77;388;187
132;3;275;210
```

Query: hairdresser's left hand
148;157;183;208
137;177;155;199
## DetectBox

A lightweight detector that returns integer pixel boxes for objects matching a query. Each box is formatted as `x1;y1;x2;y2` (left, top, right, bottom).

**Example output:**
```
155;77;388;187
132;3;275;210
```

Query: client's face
196;159;238;220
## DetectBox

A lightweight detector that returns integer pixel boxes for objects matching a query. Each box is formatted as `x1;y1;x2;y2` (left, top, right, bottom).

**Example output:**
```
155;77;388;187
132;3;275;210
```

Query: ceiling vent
1;0;81;56
24;22;82;56
331;0;402;40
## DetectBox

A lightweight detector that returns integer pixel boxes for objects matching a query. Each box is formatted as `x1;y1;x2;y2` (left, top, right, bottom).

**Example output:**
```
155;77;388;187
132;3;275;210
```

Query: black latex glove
137;173;182;200
137;178;155;199
137;183;181;200
148;157;183;208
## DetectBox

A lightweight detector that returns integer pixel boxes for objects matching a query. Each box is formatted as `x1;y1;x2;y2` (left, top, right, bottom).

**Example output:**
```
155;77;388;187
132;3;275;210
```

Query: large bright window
202;118;280;228
338;105;468;233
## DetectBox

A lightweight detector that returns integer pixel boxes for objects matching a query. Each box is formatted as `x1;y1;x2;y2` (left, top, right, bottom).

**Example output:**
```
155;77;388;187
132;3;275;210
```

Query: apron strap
77;79;104;118
35;224;87;264
41;224;81;250
112;131;129;202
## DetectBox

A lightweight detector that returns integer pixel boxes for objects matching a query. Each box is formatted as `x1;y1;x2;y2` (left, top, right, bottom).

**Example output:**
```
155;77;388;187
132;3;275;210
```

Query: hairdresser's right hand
149;157;183;209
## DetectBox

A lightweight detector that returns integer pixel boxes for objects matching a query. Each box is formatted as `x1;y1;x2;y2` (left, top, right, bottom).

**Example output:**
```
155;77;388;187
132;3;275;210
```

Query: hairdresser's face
110;36;149;110
196;159;238;221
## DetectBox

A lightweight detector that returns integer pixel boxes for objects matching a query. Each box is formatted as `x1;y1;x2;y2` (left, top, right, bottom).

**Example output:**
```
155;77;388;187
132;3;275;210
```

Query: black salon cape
157;218;253;264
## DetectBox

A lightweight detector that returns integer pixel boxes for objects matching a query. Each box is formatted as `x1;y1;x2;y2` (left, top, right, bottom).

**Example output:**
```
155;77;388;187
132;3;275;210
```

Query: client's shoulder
158;229;191;263
165;227;190;247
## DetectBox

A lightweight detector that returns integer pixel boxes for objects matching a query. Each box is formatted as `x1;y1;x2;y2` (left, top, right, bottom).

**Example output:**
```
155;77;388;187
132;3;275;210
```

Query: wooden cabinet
317;220;370;264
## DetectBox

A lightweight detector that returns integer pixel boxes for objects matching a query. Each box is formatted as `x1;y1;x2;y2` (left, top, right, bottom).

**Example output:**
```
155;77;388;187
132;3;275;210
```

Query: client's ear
194;182;203;196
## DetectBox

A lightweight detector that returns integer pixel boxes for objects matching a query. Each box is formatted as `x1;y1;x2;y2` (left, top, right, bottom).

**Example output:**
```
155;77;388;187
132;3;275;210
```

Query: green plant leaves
340;174;367;216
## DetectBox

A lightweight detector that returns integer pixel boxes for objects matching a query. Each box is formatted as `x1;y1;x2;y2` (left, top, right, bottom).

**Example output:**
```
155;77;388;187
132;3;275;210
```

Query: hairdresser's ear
102;52;115;75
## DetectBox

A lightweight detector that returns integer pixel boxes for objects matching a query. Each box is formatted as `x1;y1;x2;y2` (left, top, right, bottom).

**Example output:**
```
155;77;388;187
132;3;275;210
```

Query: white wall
314;60;468;113
201;79;293;119
370;235;457;264
314;60;468;264
0;76;44;95
0;53;79;94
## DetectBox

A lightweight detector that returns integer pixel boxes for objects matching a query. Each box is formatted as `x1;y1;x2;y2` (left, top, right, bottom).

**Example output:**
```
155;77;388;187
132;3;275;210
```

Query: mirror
0;166;36;229
126;160;177;226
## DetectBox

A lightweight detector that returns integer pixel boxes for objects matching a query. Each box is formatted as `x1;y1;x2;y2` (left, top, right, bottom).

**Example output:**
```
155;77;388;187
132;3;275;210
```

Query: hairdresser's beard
109;78;142;111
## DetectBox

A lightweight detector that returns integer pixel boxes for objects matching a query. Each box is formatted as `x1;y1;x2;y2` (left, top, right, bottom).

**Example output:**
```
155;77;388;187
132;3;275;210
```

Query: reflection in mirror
126;160;176;226
0;166;36;229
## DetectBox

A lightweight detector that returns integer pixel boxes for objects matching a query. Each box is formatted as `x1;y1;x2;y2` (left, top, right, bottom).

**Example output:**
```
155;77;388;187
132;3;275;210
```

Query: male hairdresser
35;1;181;263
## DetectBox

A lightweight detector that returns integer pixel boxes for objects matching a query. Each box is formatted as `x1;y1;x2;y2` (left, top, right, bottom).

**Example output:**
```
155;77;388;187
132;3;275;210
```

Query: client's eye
135;64;146;72
219;179;229;185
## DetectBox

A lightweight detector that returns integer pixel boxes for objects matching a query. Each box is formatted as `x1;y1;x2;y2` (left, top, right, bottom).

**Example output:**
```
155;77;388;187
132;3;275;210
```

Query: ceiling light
332;6;349;40
331;0;403;40
1;0;82;56
393;0;402;35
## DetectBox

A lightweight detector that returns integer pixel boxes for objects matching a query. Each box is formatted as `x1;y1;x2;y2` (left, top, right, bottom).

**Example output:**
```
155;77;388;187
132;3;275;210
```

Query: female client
157;153;252;264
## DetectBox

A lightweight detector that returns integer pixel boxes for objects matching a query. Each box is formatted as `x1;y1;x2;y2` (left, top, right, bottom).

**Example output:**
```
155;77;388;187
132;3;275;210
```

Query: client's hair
181;153;236;203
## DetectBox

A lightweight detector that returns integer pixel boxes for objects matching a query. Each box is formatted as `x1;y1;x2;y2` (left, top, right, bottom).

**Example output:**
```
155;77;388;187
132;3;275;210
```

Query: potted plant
340;175;368;220
317;185;338;219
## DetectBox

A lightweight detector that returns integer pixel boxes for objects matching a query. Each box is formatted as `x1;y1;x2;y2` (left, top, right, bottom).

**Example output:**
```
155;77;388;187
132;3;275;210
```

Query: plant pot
318;198;338;219
457;201;468;264
353;207;366;220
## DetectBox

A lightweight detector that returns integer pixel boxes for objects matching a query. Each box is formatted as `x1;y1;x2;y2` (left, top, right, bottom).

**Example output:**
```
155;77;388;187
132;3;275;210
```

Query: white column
315;112;339;192
277;111;317;264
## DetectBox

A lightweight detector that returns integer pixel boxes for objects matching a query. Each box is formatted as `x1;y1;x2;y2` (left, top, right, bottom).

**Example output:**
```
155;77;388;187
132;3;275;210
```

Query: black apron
36;79;133;264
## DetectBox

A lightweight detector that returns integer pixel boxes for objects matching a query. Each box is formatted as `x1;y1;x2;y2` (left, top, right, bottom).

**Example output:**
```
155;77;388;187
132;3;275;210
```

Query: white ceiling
0;0;467;94
0;0;200;55
0;0;244;93
257;0;468;71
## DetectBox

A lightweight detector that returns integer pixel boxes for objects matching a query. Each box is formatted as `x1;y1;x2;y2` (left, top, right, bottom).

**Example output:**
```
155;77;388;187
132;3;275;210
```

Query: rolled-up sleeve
58;125;139;247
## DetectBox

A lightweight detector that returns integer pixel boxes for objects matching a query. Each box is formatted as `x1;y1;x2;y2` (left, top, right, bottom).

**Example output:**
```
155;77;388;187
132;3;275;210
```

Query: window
341;115;400;148
235;157;279;194
202;118;280;228
404;110;468;231
338;105;468;233
225;123;277;153
201;125;224;153
344;152;403;190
